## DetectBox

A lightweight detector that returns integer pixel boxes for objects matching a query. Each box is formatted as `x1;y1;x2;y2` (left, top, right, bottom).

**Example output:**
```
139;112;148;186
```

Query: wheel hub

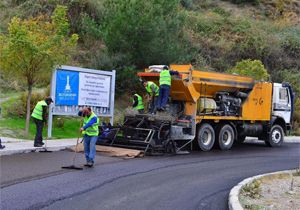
222;131;232;146
272;129;281;143
202;130;212;146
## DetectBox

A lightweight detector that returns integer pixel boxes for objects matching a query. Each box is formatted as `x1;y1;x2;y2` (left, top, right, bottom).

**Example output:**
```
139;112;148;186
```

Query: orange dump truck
129;64;295;153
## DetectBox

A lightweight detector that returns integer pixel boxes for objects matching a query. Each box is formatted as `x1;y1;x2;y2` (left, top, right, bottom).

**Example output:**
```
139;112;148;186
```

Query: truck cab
272;83;294;132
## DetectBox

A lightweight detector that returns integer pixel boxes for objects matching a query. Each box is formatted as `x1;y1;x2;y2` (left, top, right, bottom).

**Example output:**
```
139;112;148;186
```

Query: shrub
241;179;261;199
101;0;187;67
293;98;300;134
280;27;300;58
115;66;143;95
227;59;270;80
54;117;65;128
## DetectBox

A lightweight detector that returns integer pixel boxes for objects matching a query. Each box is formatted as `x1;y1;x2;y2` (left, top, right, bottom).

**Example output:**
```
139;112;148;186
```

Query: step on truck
101;64;295;154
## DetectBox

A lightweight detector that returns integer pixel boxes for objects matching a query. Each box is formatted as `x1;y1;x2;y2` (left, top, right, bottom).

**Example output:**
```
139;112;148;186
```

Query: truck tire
216;124;235;150
197;123;215;151
265;125;284;147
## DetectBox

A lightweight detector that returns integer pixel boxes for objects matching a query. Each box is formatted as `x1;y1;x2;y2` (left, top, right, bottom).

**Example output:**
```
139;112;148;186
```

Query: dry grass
240;171;300;210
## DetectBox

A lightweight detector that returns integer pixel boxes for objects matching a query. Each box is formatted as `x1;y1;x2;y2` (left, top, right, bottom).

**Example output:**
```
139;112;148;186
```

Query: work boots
0;138;5;149
84;161;94;168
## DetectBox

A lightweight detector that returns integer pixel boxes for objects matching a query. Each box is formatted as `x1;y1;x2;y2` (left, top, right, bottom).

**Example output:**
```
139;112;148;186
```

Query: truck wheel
217;124;234;150
265;125;284;147
197;123;215;151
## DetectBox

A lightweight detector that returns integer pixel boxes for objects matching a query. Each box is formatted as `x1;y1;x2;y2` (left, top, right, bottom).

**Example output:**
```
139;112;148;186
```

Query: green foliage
293;98;300;135
187;11;225;37
180;0;194;9
116;66;143;94
1;90;46;117
212;7;231;17
0;116;80;139
228;59;270;80
280;27;300;58
0;5;78;88
0;0;299;99
80;13;102;39
278;69;300;96
101;0;187;67
0;6;78;135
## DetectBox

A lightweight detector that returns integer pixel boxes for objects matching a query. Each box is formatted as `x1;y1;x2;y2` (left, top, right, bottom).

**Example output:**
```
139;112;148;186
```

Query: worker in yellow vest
157;66;179;111
132;93;144;114
31;97;53;147
78;107;99;167
142;80;159;114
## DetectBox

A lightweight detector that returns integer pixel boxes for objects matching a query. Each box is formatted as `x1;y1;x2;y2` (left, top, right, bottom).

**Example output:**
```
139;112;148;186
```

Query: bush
227;59;269;80
101;0;187;67
54;117;65;128
187;11;225;37
115;66;143;95
292;98;300;135
241;179;261;199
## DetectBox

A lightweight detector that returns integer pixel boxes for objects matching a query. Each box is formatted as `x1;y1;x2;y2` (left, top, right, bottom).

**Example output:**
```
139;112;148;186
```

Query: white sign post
48;65;116;138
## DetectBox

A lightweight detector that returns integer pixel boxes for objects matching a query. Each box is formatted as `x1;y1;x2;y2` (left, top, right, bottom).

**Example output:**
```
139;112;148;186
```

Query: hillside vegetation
0;0;299;91
0;0;299;135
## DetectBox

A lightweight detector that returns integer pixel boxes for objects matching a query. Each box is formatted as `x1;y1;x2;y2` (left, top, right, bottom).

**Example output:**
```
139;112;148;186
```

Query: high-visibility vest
145;81;159;96
159;70;171;86
31;100;47;120
133;94;144;110
82;112;99;136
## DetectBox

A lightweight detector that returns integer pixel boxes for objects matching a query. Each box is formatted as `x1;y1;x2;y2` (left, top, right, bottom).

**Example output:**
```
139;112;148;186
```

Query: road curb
0;145;75;156
228;169;296;210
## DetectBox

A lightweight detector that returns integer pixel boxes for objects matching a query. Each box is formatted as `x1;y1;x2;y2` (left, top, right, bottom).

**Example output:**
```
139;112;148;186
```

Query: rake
61;136;83;170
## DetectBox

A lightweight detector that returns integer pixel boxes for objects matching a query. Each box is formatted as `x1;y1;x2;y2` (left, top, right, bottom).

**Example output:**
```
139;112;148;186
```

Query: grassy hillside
0;0;299;137
0;0;299;89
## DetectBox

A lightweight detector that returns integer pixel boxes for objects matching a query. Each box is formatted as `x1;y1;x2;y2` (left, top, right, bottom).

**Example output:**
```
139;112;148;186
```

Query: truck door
272;83;292;124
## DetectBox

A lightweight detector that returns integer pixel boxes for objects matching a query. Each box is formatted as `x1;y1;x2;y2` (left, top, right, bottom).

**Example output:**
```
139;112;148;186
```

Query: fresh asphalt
1;141;299;210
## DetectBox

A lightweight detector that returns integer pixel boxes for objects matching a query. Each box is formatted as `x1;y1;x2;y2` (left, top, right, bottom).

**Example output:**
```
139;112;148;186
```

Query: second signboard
55;69;111;107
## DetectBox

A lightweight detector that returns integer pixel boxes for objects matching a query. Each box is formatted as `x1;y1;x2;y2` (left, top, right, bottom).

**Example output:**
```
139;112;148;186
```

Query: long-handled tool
61;136;83;170
62;120;84;170
39;136;52;153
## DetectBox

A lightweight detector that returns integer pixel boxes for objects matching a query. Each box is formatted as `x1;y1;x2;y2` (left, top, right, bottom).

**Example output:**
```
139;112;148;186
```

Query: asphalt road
1;141;299;210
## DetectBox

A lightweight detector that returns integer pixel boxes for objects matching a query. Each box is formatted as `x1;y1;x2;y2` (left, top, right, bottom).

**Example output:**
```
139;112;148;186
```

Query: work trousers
148;96;158;113
34;118;44;145
83;135;98;163
157;85;170;109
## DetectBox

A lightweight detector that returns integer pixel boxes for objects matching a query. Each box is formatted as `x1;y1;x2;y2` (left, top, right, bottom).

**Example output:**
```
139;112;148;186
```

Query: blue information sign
55;70;79;105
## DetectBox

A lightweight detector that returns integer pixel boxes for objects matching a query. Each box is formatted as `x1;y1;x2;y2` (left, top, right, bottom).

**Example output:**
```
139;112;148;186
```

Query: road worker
142;80;159;114
31;97;53;147
78;107;99;167
132;93;144;114
157;66;179;111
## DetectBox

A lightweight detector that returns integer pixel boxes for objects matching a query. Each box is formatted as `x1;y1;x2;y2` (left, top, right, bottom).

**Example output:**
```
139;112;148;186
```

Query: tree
0;6;78;137
102;0;185;68
227;59;270;81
